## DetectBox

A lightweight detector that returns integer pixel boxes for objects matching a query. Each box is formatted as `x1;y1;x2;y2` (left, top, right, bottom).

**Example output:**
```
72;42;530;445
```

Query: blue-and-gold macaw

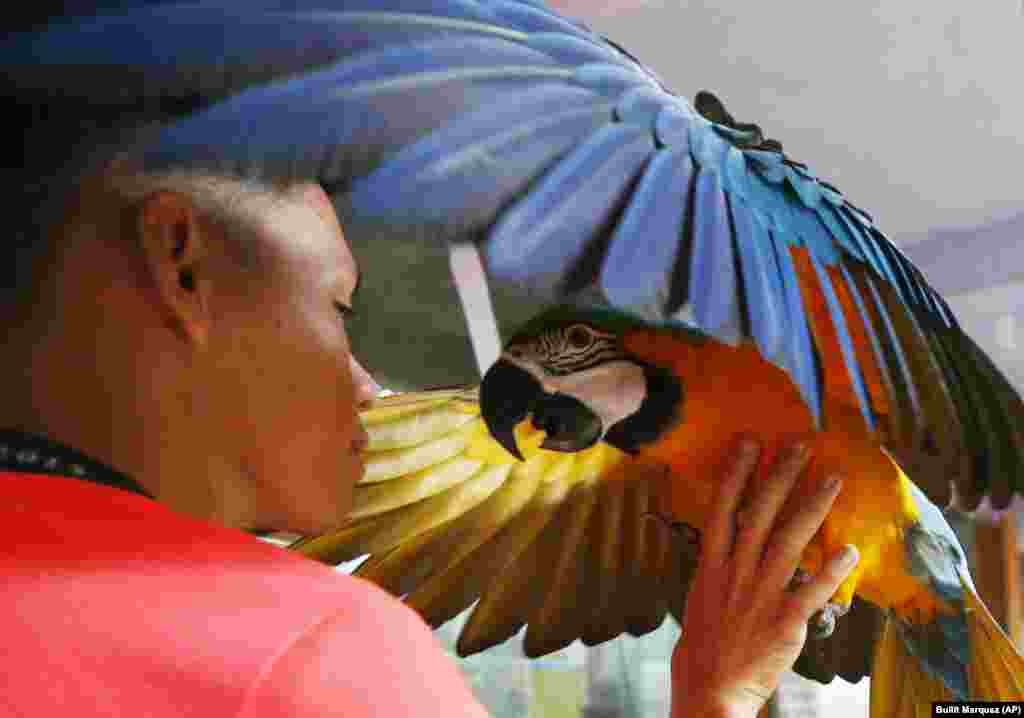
7;1;1024;712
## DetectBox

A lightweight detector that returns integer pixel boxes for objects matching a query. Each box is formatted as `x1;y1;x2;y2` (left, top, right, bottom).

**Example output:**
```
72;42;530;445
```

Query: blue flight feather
722;146;753;203
770;229;825;427
931;291;959;330
743;149;788;184
809;253;876;431
729;196;787;365
312;37;561;91
600;146;694;320
871;231;922;311
348;85;609;225
146;64;571;183
525;32;623;66
687;119;731;168
571;62;658;94
615;86;673;129
486;123;656;292
893;244;939;318
833;206;896;289
785;165;823;208
910;267;943;321
654;105;692;150
813;204;866;263
744;166;843;265
837;261;903;418
860;271;925;421
742;169;799;243
792;207;842;265
686;166;743;345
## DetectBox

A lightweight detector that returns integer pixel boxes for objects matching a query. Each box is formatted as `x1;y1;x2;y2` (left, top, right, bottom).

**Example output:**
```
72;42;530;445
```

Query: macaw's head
480;307;689;460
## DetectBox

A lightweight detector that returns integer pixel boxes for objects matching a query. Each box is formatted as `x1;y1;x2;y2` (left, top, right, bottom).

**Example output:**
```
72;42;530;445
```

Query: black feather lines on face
513;323;621;376
507;320;684;452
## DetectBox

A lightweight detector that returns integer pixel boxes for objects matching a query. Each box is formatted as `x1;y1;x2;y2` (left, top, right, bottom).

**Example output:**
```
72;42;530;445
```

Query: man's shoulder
0;469;444;716
0;469;385;598
240;575;489;718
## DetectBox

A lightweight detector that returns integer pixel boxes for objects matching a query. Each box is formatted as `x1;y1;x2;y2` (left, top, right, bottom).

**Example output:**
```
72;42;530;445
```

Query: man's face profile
4;173;379;536
184;181;377;535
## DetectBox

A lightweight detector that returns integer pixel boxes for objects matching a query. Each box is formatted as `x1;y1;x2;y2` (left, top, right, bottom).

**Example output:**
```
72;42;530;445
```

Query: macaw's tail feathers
963;577;1024;699
870;616;954;718
871;579;1024;718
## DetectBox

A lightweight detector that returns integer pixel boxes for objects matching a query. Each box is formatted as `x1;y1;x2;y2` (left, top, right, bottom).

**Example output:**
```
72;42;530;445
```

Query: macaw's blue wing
6;0;1024;510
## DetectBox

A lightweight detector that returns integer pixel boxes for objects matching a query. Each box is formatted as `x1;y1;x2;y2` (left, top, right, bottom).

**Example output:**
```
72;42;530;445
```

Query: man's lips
348;448;366;480
350;419;370;455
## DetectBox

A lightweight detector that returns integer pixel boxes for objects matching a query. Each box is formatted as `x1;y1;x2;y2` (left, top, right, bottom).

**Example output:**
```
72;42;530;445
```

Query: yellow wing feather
292;387;696;659
963;574;1024;699
290;386;1024;713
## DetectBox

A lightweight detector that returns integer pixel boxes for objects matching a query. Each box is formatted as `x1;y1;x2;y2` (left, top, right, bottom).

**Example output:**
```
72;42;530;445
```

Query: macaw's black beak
480;358;604;460
533;392;602;453
480;358;544;461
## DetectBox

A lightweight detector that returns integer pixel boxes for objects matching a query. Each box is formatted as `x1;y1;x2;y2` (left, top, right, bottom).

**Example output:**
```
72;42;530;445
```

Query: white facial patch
500;354;647;438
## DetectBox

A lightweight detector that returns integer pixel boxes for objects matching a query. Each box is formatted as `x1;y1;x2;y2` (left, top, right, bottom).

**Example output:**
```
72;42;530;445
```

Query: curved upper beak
480;357;603;460
480;358;543;460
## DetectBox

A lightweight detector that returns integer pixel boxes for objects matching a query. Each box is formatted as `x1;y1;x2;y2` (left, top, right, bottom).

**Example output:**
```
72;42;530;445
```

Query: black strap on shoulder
0;429;153;498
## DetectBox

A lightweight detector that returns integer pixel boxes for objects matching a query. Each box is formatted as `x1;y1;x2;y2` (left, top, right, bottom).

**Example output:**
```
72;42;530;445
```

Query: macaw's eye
566;325;591;349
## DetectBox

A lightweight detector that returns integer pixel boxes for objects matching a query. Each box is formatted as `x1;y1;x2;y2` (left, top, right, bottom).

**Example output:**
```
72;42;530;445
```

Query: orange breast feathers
621;323;936;616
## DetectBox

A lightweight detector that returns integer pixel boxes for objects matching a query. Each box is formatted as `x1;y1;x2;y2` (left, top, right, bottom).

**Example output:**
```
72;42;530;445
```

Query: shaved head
4;157;293;327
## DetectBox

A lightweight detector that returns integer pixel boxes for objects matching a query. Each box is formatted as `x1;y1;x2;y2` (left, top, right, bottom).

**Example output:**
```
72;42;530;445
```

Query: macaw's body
617;323;932;620
461;313;928;618
296;275;1024;713
464;314;977;697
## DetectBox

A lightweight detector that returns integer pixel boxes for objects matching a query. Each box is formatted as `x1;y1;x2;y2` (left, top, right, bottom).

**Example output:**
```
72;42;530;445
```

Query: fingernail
837;545;859;568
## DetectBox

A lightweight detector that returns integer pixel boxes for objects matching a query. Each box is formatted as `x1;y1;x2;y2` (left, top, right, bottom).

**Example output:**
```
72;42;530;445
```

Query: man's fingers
731;443;811;588
760;475;843;594
703;436;760;567
786;545;860;623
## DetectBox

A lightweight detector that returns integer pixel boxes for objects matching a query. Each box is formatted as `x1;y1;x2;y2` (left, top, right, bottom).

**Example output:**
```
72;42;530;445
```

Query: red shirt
0;471;488;717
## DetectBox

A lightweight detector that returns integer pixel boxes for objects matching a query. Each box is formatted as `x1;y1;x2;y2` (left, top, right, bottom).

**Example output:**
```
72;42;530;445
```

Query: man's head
1;160;379;535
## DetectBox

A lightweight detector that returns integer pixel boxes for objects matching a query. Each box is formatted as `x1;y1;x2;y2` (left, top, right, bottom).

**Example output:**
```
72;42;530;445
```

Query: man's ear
136;191;212;347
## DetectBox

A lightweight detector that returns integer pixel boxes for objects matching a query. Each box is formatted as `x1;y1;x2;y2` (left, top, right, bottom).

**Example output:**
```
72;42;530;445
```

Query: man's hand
670;436;859;718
